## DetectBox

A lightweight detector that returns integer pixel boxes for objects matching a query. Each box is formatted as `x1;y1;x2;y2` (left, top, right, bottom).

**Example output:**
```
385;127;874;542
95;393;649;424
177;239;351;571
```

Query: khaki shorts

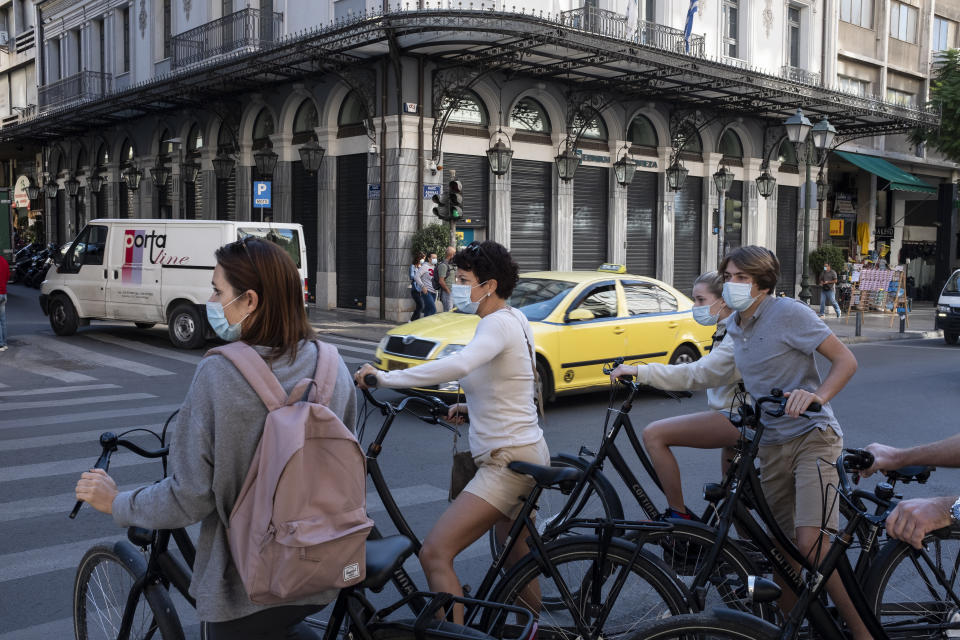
757;426;843;541
465;438;550;519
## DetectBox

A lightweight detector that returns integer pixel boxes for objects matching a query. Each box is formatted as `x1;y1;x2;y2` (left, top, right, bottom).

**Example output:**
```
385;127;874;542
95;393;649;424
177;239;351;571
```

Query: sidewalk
307;303;943;344
810;301;941;344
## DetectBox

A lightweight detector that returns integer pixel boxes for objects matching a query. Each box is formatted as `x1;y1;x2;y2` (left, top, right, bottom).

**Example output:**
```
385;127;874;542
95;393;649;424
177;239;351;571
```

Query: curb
838;329;942;345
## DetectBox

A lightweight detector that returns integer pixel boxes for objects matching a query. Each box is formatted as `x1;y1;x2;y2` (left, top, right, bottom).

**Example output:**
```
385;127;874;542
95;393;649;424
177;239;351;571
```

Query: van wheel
49;296;79;336
168;304;206;350
669;345;699;365
134;323;156;329
946;332;959;346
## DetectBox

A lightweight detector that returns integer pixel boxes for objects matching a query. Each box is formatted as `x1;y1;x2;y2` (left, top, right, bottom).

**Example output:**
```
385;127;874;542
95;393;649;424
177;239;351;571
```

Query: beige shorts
757;426;843;541
465;438;550;519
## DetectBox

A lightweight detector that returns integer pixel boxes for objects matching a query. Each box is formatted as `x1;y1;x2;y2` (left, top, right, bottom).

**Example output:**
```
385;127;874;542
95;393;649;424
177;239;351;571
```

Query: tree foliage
809;244;847;275
910;48;960;163
410;223;452;261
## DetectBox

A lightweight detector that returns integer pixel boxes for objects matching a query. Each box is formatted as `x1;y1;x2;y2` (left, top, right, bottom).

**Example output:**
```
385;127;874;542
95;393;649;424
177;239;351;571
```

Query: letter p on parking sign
253;181;272;208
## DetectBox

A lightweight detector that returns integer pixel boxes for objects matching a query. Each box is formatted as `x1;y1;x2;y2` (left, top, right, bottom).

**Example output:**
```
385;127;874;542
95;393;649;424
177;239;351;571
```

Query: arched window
777;138;798;165
95;144;109;168
675;125;703;155
338;91;368;127
120;140;135;165
628;115;658;148
573;110;607;140
441;91;489;126
76;148;88;174
187;124;203;153
218;122;235;153
252;108;275;150
718;129;744;159
509;98;551;133
293;99;319;143
158;129;174;156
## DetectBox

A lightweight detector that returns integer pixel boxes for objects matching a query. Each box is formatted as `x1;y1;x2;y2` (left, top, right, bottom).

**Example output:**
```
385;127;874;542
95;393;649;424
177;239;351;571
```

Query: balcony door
260;0;275;42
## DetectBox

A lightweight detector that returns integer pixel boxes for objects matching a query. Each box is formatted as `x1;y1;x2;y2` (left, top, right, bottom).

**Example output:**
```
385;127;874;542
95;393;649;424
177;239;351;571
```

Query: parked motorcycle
11;243;44;284
23;243;64;289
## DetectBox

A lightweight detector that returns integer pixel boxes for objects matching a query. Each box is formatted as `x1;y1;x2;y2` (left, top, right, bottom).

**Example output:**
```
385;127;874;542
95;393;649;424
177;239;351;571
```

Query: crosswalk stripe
0;454;163;483
2;424;163;451
319;335;380;348
22;335;176;377
0;618;73;640
0;383;120;398
85;332;204;365
0;403;183;431
335;346;377;359
12;360;98;383
0;392;156;412
0;484;141;522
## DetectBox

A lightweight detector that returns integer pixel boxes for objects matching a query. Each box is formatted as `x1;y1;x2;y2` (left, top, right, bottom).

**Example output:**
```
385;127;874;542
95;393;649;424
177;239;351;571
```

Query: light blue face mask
205;293;248;342
722;282;759;312
452;281;489;315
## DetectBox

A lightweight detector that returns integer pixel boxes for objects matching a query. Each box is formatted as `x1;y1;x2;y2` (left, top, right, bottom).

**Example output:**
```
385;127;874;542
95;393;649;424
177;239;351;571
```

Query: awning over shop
834;151;937;194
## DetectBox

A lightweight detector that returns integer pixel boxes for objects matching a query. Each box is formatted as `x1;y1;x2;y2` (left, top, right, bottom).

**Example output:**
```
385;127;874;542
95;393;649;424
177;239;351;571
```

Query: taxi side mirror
567;308;595;323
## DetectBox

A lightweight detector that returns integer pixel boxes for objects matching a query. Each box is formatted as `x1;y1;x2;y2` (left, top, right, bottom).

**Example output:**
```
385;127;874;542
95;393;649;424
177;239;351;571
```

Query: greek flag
684;0;698;53
624;0;639;42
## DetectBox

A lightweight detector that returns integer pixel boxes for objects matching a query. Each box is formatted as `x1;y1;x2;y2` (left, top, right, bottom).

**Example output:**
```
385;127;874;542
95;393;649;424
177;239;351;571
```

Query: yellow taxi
373;265;715;400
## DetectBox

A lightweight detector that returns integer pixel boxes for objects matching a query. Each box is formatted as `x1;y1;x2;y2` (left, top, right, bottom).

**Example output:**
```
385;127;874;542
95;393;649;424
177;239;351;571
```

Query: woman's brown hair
215;237;314;361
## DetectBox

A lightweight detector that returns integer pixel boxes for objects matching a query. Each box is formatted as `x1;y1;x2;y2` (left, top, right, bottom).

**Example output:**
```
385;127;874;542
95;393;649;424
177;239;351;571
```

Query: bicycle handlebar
70;431;169;519
358;385;458;430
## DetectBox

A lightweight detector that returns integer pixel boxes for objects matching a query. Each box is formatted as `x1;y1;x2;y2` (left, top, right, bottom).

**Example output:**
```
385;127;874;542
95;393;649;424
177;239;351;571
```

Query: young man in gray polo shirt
720;246;868;640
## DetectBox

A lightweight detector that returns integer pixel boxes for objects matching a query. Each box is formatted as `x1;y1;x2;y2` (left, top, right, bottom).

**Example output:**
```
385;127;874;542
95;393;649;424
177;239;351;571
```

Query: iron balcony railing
780;65;822;86
38;71;112;111
559;7;704;57
172;8;283;68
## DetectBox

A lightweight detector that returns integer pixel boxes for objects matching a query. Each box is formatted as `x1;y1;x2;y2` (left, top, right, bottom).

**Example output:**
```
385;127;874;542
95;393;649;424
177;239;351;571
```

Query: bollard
855;310;862;337
898;306;906;334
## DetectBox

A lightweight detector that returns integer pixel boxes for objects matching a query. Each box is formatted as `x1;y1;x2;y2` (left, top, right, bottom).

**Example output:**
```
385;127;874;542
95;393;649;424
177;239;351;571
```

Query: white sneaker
0;345;7;351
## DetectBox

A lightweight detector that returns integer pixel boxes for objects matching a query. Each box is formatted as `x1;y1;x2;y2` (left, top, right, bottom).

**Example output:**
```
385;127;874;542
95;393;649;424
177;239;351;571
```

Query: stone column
656;146;673;284
487;125;513;246
269;132;293;222
169;164;182;219
314;126;336;310
553;173;573;271
236;166;252;222
743;157;762;247
704;152;723;271
762;160;781;251
608;139;628;265
377;143;420;320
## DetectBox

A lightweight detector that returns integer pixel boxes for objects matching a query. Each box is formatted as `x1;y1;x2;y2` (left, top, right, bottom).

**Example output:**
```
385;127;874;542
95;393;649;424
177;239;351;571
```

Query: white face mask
692;303;720;326
431;258;438;265
452;281;488;314
722;282;759;312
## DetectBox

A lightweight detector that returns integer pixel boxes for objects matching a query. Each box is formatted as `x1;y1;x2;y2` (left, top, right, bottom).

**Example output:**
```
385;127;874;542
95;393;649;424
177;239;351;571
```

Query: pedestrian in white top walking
356;240;548;624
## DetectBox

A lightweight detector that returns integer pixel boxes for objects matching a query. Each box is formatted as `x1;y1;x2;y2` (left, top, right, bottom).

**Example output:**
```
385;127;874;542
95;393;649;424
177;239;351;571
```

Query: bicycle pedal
461;584;472;595
578;446;596;458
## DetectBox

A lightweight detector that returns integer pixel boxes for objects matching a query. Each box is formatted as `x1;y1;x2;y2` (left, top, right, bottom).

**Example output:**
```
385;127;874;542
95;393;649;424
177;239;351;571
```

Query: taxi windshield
945;271;960;295
509;278;577;321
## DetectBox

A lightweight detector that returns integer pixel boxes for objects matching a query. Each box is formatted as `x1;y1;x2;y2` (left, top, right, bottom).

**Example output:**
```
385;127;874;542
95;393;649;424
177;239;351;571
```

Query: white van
936;268;960;346
40;219;309;349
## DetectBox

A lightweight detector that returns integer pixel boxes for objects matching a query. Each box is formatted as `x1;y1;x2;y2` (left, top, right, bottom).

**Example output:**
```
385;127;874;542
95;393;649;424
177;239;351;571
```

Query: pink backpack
206;340;373;605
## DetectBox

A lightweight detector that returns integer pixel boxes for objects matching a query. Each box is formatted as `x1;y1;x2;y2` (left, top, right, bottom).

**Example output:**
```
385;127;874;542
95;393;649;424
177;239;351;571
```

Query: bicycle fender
112;540;187;640
551;453;626;520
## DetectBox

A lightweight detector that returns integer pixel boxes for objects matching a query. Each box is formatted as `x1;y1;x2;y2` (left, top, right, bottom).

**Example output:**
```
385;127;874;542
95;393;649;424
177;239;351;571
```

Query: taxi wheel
669;345;699;365
536;360;554;404
946;332;958;345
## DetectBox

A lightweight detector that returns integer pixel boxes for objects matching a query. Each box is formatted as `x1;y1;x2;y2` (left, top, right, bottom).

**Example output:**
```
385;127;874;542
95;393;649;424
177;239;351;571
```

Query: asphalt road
1;283;958;638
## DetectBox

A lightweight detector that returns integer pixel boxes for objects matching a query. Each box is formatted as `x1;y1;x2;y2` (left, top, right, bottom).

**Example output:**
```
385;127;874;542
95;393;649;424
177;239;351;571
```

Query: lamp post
784;108;834;304
298;139;325;174
554;139;580;181
613;145;637;187
88;173;103;194
253;147;278;177
755;163;777;199
712;163;734;259
212;152;235;181
486;129;513;177
665;157;688;192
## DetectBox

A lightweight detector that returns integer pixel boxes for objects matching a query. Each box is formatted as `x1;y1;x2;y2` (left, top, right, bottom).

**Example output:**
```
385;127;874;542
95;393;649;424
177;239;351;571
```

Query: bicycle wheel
863;528;960;639
632;521;777;622
484;537;688;640
488;455;624;560
626;610;781;640
74;545;178;640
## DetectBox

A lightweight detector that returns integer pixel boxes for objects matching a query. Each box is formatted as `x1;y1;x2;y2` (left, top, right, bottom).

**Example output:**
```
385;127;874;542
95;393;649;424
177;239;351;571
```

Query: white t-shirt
376;307;543;456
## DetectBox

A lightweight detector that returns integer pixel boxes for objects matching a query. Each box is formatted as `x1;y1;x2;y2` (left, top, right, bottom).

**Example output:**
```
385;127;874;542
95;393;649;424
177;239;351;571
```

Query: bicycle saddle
362;535;416;592
508;461;582;488
886;465;934;484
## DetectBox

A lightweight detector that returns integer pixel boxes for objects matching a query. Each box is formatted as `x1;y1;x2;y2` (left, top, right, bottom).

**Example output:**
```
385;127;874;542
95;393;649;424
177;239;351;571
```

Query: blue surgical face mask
722;282;759;312
692;301;720;326
452;281;488;315
206;293;248;342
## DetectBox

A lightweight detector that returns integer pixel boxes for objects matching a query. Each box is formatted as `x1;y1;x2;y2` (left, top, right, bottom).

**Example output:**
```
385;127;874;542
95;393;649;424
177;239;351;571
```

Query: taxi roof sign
597;263;626;274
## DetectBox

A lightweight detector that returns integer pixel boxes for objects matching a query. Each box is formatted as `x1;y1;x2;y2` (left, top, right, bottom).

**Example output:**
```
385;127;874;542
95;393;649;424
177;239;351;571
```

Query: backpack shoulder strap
205;342;287;411
311;340;340;406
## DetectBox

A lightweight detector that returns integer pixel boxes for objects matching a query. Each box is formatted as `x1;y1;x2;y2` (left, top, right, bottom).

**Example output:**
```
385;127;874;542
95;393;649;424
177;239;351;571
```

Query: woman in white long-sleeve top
355;240;547;623
609;271;743;520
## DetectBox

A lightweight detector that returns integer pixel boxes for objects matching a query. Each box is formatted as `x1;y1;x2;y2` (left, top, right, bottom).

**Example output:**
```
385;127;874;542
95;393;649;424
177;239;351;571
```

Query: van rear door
105;224;165;322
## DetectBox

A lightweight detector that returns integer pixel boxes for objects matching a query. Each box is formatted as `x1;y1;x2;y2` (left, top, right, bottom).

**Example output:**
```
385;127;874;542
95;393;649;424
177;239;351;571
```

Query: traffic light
432;192;449;221
448;180;463;221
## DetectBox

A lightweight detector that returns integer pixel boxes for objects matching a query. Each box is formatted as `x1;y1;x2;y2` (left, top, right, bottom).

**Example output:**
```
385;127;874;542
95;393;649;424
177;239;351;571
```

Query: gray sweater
112;340;358;622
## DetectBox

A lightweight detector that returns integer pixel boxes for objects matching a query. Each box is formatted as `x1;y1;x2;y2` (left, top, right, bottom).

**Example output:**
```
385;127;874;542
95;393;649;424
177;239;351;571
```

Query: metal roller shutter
510;159;552;271
184;174;203;220
724;180;743;252
626;170;657;276
292;161;319;302
336;154;368;309
672;178;702;294
572;165;608;270
118;183;129;219
442;153;489;228
216;168;236;221
776;185;799;296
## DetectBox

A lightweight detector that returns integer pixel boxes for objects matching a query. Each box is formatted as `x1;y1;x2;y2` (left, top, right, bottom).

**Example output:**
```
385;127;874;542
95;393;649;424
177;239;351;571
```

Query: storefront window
510;98;551;133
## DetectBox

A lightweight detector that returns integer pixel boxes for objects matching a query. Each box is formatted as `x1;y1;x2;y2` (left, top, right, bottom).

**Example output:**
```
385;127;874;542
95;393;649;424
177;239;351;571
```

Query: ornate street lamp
88;173;103;194
212;152;236;180
486;129;513;177
613;146;637;187
65;175;80;198
150;160;171;188
784;108;813;146
712;164;734;193
122;166;142;191
44;176;59;199
665;158;689;192
181;161;201;184
811;117;837;153
253;147;279;177
26;181;41;201
298;139;325;174
756;164;777;199
816;171;829;203
554;139;581;181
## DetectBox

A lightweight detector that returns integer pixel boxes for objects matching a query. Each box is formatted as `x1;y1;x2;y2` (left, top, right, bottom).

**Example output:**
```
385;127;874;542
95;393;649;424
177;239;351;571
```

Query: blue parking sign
253;181;272;208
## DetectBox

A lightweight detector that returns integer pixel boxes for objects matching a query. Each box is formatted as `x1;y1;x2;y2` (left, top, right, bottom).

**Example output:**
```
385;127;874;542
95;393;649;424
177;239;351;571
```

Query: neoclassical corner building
0;0;952;320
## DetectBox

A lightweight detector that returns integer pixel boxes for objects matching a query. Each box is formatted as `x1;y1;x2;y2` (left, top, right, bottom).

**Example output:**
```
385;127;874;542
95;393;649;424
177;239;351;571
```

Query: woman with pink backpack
74;237;358;639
